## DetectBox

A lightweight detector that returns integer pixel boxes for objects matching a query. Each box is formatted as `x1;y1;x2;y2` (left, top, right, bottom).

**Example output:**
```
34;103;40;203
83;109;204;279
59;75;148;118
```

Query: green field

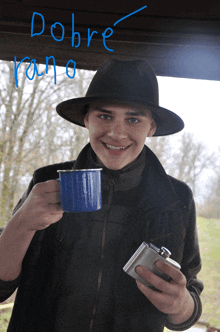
0;308;12;332
0;217;220;331
166;217;220;331
197;217;220;327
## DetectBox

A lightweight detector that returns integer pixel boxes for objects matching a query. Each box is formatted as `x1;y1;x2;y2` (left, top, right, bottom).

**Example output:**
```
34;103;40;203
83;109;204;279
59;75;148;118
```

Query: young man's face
84;104;157;170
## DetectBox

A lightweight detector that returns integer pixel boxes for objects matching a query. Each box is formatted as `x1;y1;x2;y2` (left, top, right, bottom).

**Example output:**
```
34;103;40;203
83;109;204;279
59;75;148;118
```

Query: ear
147;120;157;137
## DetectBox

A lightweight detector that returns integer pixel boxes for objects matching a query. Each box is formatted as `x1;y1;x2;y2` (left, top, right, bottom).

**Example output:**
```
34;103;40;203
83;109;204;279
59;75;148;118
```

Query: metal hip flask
123;242;181;289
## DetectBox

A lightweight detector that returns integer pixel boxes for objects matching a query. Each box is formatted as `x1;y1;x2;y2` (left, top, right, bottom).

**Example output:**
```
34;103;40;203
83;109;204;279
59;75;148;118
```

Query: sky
157;76;220;155
157;76;220;202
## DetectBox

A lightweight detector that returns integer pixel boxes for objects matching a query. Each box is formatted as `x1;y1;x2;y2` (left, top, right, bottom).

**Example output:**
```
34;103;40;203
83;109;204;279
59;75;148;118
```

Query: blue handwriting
14;6;147;87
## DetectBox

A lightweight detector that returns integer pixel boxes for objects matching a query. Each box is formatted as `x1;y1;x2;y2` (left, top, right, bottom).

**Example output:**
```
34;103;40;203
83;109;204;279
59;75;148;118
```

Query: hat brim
56;97;184;136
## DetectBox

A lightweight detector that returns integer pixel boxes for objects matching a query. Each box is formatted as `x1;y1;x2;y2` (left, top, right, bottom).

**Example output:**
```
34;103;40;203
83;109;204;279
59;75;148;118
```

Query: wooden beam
1;0;220;80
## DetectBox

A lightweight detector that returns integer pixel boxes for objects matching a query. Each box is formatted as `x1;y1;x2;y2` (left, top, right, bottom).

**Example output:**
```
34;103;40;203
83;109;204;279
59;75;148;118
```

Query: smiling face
84;104;157;170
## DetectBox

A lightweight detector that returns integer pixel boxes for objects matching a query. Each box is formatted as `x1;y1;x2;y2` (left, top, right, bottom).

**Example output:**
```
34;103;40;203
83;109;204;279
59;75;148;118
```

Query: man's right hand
16;180;64;231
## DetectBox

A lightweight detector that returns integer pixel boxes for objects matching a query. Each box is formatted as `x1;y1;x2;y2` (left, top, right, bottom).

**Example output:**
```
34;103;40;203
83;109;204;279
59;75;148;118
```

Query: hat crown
86;59;159;107
56;58;184;136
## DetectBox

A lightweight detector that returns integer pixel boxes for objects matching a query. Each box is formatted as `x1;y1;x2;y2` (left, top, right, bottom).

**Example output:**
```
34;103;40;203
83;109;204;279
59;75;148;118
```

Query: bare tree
0;61;93;226
166;132;216;195
145;136;172;170
146;132;216;199
198;155;220;218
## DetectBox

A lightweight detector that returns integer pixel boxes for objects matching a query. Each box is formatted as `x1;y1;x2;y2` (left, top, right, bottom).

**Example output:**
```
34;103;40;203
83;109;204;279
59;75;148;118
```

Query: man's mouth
103;143;129;151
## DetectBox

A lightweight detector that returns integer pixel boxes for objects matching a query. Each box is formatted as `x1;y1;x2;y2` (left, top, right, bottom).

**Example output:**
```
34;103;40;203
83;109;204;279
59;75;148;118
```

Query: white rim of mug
57;169;103;172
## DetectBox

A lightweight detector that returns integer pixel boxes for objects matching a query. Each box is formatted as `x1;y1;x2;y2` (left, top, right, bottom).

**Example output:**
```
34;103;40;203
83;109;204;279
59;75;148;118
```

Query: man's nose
107;121;127;140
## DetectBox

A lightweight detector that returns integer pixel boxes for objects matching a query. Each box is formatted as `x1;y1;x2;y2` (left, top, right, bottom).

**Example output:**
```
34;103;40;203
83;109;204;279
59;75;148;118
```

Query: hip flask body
123;242;181;289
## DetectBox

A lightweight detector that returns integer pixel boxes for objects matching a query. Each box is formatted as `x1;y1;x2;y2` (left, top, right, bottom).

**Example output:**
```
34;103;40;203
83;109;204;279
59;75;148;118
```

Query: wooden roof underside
1;0;220;80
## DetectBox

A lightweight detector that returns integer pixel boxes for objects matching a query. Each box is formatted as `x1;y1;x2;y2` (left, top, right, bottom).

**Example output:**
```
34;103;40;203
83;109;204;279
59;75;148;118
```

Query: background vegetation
0;60;220;330
0;60;220;226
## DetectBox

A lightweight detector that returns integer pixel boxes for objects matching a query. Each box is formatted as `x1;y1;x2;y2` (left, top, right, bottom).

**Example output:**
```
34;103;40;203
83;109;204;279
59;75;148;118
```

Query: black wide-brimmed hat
56;59;184;136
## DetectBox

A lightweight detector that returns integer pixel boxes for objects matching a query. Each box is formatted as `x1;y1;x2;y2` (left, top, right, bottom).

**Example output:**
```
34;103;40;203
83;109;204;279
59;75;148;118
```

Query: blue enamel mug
57;169;102;213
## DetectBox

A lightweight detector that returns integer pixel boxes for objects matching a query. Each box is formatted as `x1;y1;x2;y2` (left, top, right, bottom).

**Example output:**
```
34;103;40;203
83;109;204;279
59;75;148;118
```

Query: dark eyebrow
127;110;146;116
93;107;147;116
94;108;112;114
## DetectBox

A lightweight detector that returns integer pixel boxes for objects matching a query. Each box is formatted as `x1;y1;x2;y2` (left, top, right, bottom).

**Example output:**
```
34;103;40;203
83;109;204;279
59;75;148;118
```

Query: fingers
135;262;189;315
155;260;186;286
32;180;60;195
136;265;174;294
136;280;174;313
136;262;186;294
43;191;61;205
17;180;64;231
31;180;61;204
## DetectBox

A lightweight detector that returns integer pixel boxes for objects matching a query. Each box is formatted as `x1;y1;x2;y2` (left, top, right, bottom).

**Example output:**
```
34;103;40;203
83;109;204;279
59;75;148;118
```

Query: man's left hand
136;260;195;325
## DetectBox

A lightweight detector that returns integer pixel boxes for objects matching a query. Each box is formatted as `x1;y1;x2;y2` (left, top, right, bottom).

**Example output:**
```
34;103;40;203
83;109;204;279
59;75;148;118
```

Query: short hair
82;104;90;117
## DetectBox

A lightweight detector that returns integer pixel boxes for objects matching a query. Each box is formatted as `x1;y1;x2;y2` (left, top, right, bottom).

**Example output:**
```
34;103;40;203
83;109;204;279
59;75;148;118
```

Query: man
0;59;203;331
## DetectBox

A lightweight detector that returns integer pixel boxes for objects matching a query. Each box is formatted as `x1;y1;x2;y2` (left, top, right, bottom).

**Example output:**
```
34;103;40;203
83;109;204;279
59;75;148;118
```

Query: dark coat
1;144;203;332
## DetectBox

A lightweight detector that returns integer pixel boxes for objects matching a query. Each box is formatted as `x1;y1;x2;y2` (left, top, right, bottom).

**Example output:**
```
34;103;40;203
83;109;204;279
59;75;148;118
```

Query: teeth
105;144;126;150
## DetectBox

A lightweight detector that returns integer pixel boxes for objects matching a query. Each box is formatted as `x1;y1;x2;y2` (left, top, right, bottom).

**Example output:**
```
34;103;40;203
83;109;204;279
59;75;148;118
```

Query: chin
103;161;128;170
107;166;123;170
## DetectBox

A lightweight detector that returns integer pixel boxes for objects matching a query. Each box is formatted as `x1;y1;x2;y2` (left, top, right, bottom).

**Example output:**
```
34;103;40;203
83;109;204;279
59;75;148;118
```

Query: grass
0;293;15;332
196;217;220;328
0;217;220;331
0;308;12;332
166;217;220;331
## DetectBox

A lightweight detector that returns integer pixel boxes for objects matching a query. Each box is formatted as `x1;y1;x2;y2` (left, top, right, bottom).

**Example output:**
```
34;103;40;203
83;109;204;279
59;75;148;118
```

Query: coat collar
73;143;180;207
73;143;146;190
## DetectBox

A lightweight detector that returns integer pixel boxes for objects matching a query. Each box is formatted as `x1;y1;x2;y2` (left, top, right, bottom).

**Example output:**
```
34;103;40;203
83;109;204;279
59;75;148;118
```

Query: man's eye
99;114;111;120
128;118;139;124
